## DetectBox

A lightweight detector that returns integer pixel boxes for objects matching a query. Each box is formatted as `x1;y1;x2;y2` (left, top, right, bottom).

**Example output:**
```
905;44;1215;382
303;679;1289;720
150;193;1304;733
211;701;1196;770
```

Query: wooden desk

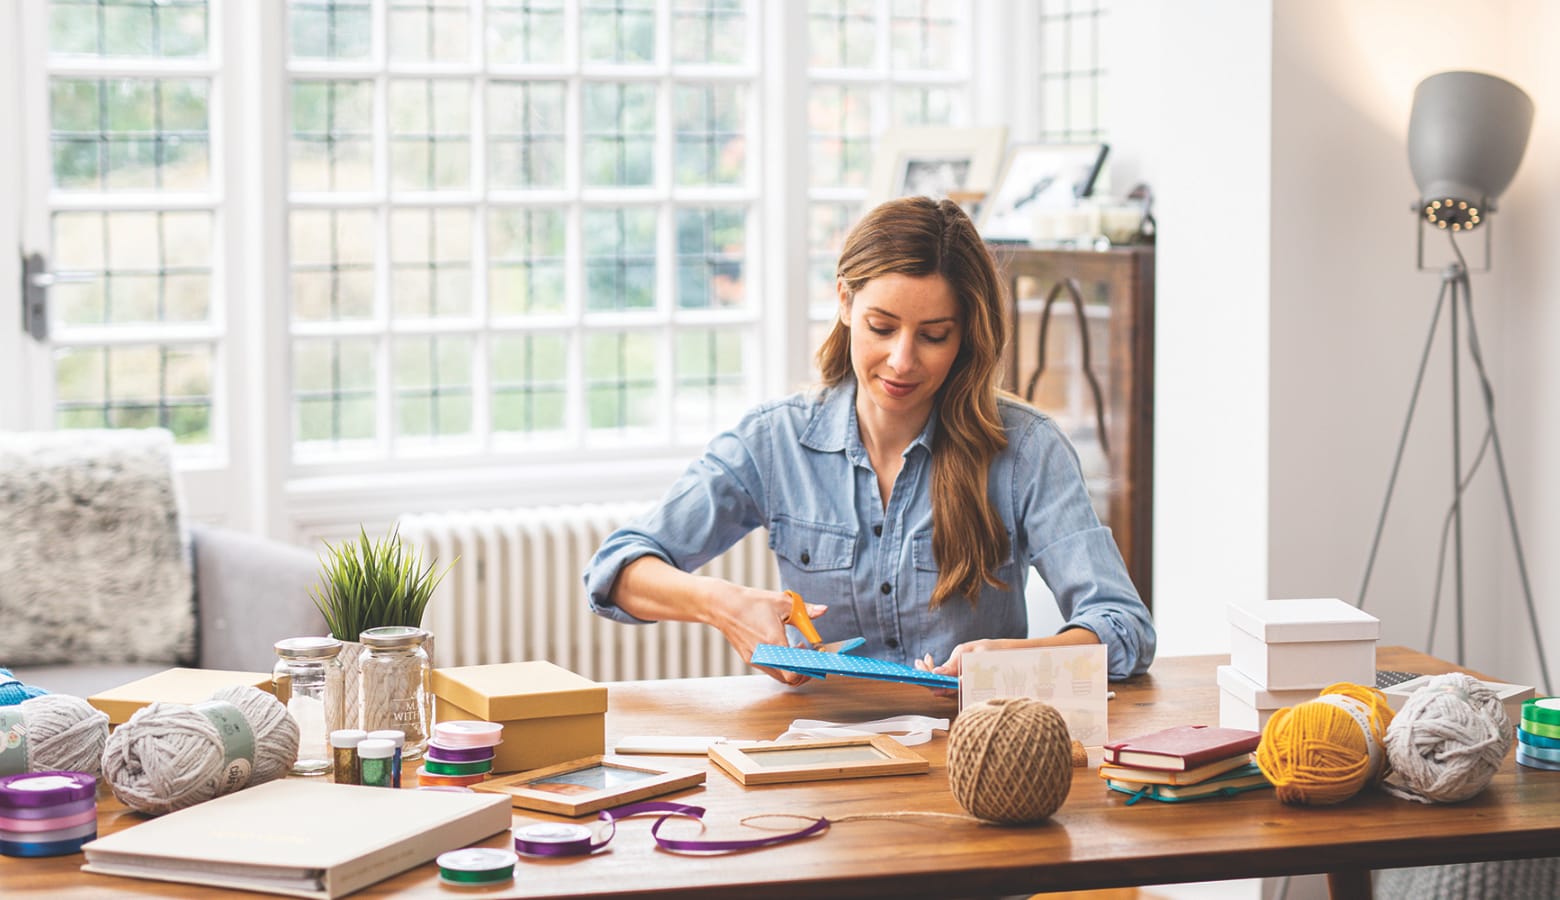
8;647;1555;898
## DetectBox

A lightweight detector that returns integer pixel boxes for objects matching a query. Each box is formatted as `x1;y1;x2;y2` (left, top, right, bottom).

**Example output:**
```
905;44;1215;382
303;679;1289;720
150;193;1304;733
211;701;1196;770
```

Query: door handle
20;252;97;342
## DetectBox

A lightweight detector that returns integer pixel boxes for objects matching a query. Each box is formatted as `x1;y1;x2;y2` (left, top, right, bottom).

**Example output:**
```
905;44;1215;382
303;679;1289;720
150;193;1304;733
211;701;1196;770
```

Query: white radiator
398;503;778;680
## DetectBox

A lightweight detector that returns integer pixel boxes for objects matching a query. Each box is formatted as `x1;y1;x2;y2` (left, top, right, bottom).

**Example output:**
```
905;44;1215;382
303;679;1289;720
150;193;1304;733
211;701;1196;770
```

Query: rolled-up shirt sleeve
1018;417;1157;679
583;416;770;624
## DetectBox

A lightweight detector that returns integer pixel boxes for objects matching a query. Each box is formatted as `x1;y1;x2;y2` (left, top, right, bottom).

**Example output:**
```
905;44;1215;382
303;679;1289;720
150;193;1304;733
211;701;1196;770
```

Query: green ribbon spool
423;757;492;777
194;700;256;793
1523;697;1560;726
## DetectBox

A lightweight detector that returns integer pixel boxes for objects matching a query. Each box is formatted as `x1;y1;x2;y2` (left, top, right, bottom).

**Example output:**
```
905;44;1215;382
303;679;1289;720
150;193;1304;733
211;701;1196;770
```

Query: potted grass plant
310;526;452;728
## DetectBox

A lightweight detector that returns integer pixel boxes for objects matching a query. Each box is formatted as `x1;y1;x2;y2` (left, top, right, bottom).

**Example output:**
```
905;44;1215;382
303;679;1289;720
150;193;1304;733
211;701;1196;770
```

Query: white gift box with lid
1227;598;1379;690
1216;664;1321;731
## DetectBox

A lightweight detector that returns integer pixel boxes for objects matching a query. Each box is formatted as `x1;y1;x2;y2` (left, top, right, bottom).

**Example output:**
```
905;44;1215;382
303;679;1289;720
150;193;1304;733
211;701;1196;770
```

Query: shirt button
880;582;891;595
873;524;882;537
886;638;900;650
800;551;810;564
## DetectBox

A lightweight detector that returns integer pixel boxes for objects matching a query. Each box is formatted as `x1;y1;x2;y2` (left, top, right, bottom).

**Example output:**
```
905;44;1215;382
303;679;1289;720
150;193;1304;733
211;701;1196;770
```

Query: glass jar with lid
358;626;433;759
272;636;345;776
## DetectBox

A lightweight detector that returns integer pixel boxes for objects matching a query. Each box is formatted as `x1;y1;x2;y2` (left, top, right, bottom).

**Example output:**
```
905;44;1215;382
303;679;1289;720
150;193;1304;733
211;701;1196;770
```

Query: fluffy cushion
0;429;195;666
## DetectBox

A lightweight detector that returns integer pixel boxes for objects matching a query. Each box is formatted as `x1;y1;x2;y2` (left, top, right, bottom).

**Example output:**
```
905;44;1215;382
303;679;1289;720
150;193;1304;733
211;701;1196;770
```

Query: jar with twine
358;626;433;760
946;697;1074;824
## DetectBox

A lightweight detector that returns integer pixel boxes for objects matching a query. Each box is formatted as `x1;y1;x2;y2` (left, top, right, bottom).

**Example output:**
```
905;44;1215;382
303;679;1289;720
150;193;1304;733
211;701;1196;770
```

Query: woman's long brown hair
817;196;1009;607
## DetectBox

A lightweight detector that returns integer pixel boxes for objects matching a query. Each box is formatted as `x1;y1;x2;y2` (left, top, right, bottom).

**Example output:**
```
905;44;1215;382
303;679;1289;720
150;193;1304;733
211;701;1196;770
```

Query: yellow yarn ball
946;697;1073;824
1256;682;1395;806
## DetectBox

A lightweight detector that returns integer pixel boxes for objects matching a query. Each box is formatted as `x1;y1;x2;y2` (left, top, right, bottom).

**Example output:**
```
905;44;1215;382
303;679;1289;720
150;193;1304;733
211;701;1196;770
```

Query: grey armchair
10;524;324;697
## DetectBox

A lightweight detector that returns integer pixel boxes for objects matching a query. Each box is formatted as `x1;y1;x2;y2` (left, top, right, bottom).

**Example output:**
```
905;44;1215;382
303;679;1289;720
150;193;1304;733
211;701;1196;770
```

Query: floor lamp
1357;70;1553;693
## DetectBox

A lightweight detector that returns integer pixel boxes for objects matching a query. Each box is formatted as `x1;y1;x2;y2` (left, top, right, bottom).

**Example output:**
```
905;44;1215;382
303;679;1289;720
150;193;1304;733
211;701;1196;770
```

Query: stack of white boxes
1219;598;1380;731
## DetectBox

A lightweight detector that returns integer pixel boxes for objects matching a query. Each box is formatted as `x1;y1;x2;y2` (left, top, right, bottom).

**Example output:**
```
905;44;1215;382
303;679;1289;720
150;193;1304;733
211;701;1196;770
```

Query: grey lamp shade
1408;71;1533;212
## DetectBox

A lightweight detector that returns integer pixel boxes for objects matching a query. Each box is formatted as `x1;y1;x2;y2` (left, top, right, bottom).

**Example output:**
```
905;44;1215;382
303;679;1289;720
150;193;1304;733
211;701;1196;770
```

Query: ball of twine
946;697;1073;824
1382;672;1511;804
0;668;49;705
103;685;299;816
1256;682;1395;806
15;694;111;778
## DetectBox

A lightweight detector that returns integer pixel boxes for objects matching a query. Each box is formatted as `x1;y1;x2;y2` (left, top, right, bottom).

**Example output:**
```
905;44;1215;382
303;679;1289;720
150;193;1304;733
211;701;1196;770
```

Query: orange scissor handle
783;590;824;645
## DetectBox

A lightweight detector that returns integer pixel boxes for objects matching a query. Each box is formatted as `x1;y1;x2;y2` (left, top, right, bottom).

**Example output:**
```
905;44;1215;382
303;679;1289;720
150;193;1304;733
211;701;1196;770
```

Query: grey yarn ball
1382;672;1511;804
103;685;299;816
16;694;110;778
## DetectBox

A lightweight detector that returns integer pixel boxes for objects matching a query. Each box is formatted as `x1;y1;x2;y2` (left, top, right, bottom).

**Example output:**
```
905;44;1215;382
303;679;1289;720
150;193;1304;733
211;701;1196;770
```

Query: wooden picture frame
707;735;928;786
473;755;705;817
978;142;1110;243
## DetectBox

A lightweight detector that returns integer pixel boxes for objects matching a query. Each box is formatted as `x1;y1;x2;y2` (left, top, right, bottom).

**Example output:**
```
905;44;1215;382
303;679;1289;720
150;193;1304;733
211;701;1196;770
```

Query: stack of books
1099;724;1269;803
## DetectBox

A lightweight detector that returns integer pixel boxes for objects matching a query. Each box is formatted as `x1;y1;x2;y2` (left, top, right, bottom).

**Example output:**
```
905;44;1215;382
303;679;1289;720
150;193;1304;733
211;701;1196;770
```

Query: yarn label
0;710;26;777
194;700;255;792
1315;693;1383;780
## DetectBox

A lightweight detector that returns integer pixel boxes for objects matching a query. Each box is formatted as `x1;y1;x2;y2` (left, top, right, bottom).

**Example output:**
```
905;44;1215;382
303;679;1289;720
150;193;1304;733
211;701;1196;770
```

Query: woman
583;196;1155;685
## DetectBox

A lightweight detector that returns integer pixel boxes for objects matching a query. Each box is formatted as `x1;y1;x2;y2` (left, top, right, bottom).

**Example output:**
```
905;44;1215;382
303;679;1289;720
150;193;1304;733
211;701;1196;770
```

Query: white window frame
5;0;1012;544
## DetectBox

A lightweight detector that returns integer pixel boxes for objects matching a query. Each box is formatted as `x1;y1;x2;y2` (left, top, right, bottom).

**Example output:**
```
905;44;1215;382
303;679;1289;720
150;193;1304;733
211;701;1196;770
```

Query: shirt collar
801;376;938;461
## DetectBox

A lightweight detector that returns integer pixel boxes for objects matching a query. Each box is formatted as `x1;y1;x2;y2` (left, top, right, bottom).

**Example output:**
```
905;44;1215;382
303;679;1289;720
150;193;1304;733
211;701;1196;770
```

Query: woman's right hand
705;584;826;686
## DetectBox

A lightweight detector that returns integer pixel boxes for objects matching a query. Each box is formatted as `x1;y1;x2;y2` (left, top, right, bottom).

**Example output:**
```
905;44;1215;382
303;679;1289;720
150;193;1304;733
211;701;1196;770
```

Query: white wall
1268;0;1558;690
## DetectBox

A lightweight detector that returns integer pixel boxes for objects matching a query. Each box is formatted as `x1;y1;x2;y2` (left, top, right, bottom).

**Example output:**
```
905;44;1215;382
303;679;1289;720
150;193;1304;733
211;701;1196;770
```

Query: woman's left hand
915;638;1021;697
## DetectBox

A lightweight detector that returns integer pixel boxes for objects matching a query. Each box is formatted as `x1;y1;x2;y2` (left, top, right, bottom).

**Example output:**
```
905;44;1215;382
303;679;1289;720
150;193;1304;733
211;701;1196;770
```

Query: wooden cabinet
991;245;1155;607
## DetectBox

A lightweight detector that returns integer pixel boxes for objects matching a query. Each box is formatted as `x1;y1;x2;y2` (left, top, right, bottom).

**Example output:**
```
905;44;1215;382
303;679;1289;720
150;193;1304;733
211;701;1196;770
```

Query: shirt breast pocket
770;516;857;602
912;528;1019;602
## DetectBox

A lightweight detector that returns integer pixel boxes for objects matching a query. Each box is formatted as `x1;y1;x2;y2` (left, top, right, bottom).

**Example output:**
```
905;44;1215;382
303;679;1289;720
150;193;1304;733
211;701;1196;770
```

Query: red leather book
1101;725;1261;771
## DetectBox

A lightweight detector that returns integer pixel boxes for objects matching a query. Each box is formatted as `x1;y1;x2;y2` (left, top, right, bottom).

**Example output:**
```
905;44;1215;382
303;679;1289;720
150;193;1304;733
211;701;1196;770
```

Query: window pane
294;337;377;444
491;333;568;434
489;208;567;317
394;336;475;439
807;83;872;188
674;83;745;187
390;79;471;192
892;86;955;127
675;207;745;310
51;78;210;191
291;80;375;193
672;0;746;66
581;0;655;64
583;82;656;187
487;0;566;65
390;208;473;319
55;344;213;444
889;1;958;71
807;0;876;69
584;331;655;430
389;0;470;62
583;208;656;311
50;0;209;58
674;327;745;434
487;81;567;189
51;210;212;327
291;209;377;322
808;201;856;314
289;0;372;60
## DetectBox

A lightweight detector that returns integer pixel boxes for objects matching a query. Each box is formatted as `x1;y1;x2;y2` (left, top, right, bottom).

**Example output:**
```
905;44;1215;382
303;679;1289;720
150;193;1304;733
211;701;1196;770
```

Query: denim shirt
583;377;1156;680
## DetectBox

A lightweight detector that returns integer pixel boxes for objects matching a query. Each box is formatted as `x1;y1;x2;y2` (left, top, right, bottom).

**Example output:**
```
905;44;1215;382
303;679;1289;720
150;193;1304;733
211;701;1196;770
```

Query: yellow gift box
430;661;606;774
88;667;275;726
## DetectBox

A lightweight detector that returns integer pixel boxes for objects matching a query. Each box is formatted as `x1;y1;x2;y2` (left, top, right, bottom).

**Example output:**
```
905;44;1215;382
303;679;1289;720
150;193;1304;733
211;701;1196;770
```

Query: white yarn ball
16;694;110;777
103;685;299;816
1382;672;1511;804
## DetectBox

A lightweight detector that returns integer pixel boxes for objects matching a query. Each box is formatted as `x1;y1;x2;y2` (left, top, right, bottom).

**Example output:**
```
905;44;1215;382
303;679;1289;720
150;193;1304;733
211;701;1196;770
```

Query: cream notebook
82;779;511;899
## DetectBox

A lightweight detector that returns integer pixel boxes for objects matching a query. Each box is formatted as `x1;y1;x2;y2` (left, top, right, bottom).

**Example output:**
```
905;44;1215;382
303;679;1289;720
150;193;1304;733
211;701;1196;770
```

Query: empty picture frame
978;142;1110;243
866;126;1008;209
707;735;929;786
474;755;706;817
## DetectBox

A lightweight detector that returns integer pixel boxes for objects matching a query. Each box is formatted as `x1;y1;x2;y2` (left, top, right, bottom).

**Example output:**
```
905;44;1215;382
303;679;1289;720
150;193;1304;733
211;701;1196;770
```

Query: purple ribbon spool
0;773;96;811
425;742;497;763
512;801;827;858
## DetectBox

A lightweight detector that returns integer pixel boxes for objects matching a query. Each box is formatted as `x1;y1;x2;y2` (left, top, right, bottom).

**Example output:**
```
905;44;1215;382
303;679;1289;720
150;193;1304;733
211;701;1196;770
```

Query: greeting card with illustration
958;644;1109;746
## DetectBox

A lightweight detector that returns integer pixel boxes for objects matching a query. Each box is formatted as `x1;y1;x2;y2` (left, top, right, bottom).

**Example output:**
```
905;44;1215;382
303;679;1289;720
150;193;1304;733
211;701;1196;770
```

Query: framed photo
978;143;1110;243
866;126;1008;209
707;735;928;786
474;755;705;817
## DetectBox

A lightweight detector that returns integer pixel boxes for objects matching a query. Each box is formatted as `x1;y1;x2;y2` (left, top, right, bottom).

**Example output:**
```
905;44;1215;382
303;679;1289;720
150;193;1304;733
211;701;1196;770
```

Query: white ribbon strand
776;715;950;746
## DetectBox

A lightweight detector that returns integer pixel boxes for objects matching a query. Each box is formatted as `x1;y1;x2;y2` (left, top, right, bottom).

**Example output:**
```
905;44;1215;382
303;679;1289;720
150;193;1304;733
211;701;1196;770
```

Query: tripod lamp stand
1357;70;1552;693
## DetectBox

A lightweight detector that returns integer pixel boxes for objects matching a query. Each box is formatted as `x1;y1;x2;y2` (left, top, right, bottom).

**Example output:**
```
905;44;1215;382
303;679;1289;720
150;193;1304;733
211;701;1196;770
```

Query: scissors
783;590;866;655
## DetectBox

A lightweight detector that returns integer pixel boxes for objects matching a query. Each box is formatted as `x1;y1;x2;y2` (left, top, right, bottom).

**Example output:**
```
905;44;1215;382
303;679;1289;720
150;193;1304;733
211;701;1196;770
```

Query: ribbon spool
436;847;518;886
512;801;826;857
0;772;98;857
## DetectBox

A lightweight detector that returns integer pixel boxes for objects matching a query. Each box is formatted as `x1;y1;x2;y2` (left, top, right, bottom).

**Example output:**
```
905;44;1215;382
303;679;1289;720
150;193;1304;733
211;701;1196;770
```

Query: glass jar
272;636;345;776
358;626;433;760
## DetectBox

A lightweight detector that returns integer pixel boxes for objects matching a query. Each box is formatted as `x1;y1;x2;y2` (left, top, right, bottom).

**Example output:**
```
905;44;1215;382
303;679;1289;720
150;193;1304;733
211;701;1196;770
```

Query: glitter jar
358;739;396;788
358;626;433;760
272;636;344;776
